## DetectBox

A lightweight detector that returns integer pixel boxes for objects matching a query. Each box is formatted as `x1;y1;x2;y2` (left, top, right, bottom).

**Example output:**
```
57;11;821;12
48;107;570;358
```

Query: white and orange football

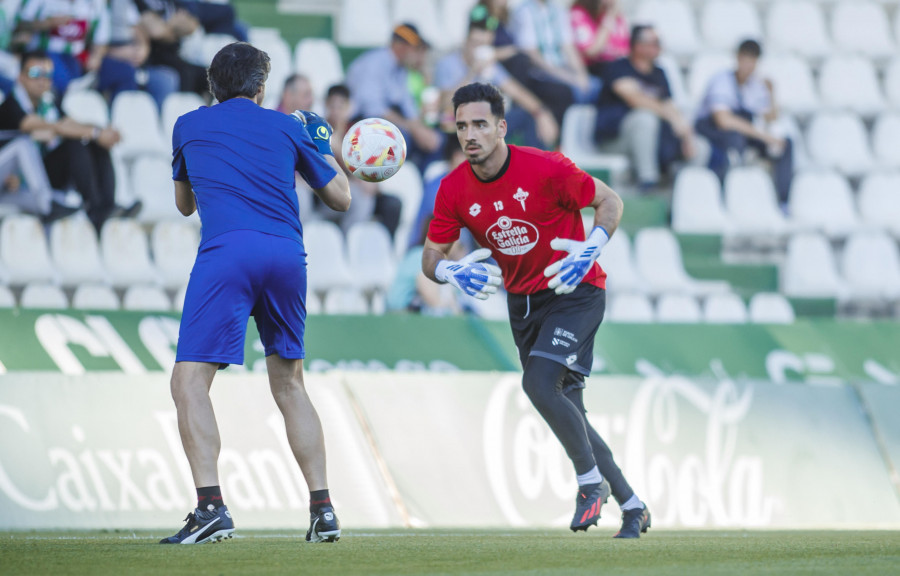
340;118;407;182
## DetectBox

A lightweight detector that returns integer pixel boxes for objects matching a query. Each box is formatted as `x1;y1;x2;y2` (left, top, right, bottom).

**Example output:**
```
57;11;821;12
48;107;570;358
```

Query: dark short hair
207;42;270;102
20;50;50;70
738;39;762;58
451;82;505;119
630;24;655;50
326;84;350;101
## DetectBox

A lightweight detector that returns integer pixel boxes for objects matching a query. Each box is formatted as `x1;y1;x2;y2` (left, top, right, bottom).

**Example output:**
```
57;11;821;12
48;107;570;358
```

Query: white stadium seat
123;284;172;312
872;113;900;170
152;220;199;289
703;293;748;324
841;231;900;301
0;214;58;286
346;221;396;293
19;282;67;309
687;52;734;108
391;0;442;50
468;288;508;321
633;0;700;58
131;156;188;224
0;284;15;307
818;56;886;117
759;55;819;117
700;0;763;52
559;105;629;182
634;228;730;296
440;0;478;53
782;232;847;299
72;283;120;310
806;112;875;177
199;33;237;67
254;34;293;110
788;171;861;239
749;293;795;324
671;166;732;235
377;161;425;256
338;0;391;47
597;229;646;295
110;91;167;159
766;1;830;59
858;173;900;238
885;58;900;109
656;54;690;112
606;293;655;323
61;89;109;127
49;216;108;287
294;38;344;102
831;1;895;59
174;284;187;313
724;166;791;237
162;92;206;144
656;293;702;323
323;287;369;315
303;220;352;296
100;218;162;288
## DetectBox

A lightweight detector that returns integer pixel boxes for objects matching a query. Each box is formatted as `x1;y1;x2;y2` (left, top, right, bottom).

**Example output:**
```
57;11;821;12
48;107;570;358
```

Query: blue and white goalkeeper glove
543;226;610;295
291;110;334;156
435;248;503;300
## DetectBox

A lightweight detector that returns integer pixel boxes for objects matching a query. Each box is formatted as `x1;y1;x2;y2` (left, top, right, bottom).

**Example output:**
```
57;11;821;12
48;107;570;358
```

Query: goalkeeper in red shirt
423;82;650;538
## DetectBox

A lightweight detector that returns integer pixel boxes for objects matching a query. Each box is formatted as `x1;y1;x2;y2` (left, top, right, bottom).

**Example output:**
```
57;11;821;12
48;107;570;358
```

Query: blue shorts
176;230;308;366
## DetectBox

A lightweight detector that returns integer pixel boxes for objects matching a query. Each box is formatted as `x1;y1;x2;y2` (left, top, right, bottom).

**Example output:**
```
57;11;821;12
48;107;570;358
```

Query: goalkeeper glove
291;110;334;156
543;226;610;295
435;248;502;300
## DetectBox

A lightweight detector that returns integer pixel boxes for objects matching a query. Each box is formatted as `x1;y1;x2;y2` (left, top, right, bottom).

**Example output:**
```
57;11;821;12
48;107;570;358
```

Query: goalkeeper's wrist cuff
434;259;453;284
589;226;610;250
311;137;334;156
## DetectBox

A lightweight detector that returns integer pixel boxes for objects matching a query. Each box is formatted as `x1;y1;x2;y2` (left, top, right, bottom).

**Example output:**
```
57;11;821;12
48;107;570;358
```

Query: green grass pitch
2;529;898;575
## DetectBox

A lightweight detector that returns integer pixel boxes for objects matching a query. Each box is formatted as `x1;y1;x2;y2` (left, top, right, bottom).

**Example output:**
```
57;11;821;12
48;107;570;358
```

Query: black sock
197;486;224;511
309;489;331;514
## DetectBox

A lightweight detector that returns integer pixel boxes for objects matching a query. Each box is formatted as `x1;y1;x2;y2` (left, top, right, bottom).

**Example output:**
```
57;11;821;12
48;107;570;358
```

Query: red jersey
428;145;606;295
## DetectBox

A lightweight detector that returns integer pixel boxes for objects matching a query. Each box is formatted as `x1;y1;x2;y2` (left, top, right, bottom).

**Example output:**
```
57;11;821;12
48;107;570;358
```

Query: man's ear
497;118;508;139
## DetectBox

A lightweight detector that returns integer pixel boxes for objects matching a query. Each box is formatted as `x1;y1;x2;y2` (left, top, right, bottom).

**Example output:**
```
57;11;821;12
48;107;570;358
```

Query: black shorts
507;283;606;387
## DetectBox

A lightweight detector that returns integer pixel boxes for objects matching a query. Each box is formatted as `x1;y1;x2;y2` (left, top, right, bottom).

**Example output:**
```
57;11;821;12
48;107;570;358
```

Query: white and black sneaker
160;504;235;544
306;506;341;543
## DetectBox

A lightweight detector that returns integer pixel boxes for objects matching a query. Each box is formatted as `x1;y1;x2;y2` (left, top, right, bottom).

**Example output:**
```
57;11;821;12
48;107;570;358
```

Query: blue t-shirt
172;98;337;245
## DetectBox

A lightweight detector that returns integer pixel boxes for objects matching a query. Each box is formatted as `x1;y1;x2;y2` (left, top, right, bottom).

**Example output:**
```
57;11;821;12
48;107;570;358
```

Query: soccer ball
340;118;407;182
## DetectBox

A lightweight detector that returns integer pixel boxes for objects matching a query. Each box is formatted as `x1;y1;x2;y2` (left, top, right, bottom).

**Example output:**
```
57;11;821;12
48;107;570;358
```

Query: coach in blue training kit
160;42;351;545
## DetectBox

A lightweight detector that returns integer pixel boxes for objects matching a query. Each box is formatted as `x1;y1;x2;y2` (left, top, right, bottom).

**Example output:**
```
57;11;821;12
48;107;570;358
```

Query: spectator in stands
569;0;629;78
176;0;247;41
277;73;313;115
97;0;179;111
15;50;137;231
594;25;706;191
435;17;558;150
509;0;599;104
471;0;573;126
131;0;209;96
14;0;112;94
345;22;442;173
695;39;793;207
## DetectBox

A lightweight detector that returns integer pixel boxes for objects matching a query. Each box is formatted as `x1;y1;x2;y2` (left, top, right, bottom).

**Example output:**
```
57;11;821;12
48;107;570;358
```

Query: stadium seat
748;292;795;324
699;0;763;53
173;284;187;312
559;105;629;181
766;1;831;60
818;56;886;117
306;291;322;315
723;166;791;238
468;289;508;321
606;293;655;323
338;0;392;47
806;112;875;177
633;228;730;296
759;55;819;117
884;58;900;109
841;231;900;301
872;113;900;170
788;171;861;239
858;173;900;238
0;284;13;307
703;293;748;324
378;162;425;256
49;216;108;287
782;232;847;299
162;92;206;144
440;0;478;53
0;214;58;286
671;166;732;235
633;0;700;58
61;89;109;127
294;38;344;103
687;52;734;108
110;91;168;159
391;0;442;50
656;293;702;323
100;218;162;288
123;284;172;312
199;33;237;67
19;282;67;309
131;156;187;224
656;54;690;112
323;287;369;315
303;220;352;296
346;221;396;293
72;283;120;310
152;220;200;289
831;1;895;59
254;34;292;110
597;229;646;294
